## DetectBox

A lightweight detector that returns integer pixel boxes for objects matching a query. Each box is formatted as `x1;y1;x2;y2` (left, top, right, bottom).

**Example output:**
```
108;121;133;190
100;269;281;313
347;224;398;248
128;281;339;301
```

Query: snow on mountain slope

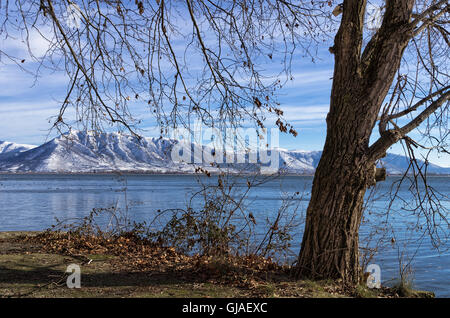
0;141;35;155
378;153;450;175
279;150;321;174
0;130;449;174
0;131;187;173
277;151;450;175
0;141;36;160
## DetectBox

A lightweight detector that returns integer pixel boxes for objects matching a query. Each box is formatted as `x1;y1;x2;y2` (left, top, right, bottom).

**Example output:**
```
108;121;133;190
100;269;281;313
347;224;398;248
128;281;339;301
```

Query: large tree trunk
295;116;375;284
295;0;415;284
294;75;378;283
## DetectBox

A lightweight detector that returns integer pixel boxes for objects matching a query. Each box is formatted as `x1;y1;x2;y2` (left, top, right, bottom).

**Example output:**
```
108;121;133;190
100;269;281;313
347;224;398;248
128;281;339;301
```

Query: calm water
0;174;448;297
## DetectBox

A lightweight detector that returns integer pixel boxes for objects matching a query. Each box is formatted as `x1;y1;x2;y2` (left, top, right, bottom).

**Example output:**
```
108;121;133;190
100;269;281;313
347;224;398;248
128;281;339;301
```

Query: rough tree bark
296;0;418;284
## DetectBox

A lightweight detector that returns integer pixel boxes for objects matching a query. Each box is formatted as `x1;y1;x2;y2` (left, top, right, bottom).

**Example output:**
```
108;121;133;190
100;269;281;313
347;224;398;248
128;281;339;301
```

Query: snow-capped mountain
377;153;449;175
0;130;449;175
0;131;190;173
0;141;36;160
279;150;322;174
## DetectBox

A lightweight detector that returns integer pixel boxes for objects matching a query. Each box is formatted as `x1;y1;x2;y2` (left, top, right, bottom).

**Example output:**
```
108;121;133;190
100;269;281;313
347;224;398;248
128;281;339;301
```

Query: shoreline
0;171;448;177
0;231;435;298
0;171;315;176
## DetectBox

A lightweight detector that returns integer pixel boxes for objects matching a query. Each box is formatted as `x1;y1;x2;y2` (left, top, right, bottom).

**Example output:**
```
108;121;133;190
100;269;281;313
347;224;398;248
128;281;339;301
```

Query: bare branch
369;88;450;160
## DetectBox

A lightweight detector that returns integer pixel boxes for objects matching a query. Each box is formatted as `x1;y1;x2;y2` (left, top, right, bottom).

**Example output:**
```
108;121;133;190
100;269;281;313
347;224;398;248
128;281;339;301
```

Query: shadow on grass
0;264;220;288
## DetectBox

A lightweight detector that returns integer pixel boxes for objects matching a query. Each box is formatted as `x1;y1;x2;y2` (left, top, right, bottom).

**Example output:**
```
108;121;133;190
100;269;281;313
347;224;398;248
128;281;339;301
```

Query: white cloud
266;104;329;122
0;64;68;97
0;25;54;61
285;70;333;87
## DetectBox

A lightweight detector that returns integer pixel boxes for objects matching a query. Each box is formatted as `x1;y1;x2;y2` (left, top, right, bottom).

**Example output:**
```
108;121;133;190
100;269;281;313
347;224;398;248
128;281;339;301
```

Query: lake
0;174;448;296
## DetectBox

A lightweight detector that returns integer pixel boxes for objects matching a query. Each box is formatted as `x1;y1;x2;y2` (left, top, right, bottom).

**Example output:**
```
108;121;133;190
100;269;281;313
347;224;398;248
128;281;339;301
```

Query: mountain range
0;130;449;175
0;141;35;158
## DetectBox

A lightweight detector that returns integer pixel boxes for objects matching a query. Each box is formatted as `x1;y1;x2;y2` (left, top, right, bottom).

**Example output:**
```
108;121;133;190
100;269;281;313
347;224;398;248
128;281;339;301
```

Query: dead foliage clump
23;229;288;288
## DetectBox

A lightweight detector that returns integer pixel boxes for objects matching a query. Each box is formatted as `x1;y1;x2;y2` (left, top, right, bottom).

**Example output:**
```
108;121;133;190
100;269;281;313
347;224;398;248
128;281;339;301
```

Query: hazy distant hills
0;130;449;175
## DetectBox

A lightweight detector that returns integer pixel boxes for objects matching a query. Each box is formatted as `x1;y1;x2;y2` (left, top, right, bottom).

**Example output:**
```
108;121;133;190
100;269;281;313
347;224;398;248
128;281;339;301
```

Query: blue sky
0;21;449;167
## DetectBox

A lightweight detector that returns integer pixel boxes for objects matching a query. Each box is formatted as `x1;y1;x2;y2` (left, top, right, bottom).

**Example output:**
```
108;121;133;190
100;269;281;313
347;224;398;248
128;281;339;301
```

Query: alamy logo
66;264;81;288
366;264;381;289
170;123;280;174
65;3;82;29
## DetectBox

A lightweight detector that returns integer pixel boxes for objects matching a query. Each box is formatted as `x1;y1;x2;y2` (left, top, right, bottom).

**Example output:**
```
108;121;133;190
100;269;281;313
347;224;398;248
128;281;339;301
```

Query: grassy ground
0;232;433;298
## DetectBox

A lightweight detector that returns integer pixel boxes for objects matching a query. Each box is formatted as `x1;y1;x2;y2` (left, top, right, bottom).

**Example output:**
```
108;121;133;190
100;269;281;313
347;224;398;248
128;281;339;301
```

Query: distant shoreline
0;171;448;177
0;171;315;177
